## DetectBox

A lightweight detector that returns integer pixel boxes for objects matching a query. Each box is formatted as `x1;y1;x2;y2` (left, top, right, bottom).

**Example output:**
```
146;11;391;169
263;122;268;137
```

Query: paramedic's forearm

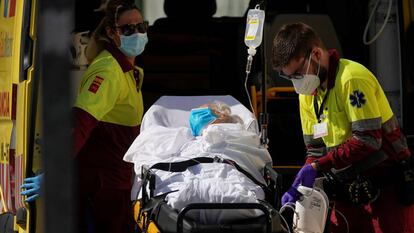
317;129;382;171
73;107;98;156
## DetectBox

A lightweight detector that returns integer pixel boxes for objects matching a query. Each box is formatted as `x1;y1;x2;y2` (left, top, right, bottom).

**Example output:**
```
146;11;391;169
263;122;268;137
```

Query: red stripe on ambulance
0;84;18;213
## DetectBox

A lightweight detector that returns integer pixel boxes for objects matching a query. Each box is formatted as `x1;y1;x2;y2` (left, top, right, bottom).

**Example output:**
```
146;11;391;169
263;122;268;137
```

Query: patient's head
189;101;243;136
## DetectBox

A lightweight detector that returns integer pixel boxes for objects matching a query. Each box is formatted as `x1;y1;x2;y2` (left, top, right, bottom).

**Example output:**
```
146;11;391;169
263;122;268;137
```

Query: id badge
313;122;328;139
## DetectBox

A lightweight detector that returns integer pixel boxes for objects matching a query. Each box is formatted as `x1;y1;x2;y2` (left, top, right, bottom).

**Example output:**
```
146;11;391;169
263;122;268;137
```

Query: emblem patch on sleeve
88;76;104;94
350;90;366;108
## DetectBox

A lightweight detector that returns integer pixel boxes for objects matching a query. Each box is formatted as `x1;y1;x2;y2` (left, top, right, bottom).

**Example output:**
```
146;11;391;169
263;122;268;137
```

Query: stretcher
126;95;286;233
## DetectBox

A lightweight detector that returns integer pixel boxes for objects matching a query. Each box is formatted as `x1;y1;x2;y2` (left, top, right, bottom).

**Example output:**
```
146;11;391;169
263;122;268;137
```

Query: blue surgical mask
119;32;148;58
189;108;217;136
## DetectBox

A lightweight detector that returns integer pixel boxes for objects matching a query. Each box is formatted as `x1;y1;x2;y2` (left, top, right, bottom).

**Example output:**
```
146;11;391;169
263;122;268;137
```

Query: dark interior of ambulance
74;0;414;189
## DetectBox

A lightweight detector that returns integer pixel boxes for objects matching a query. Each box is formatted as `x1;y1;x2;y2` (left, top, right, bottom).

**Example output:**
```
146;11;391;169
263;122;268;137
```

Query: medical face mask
119;32;148;58
291;54;321;95
189;108;217;136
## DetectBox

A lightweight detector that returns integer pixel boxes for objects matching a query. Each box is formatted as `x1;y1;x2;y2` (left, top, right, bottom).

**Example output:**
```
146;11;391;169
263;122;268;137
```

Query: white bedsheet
124;123;272;223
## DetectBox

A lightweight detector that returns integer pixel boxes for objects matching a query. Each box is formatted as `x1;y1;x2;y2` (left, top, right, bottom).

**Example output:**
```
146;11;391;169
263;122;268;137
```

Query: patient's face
213;115;235;124
196;102;239;126
197;104;227;122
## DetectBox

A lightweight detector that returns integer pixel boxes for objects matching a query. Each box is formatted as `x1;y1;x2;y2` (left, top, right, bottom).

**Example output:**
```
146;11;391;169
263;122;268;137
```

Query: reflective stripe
353;134;382;150
350;118;382;150
326;127;408;155
351;117;381;132
392;136;409;154
303;135;313;145
307;147;327;157
382;115;399;133
303;135;324;146
304;134;327;157
381;116;409;155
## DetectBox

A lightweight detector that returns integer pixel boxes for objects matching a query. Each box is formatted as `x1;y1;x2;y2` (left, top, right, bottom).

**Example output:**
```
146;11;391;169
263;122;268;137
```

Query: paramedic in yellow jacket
272;22;414;232
72;1;148;233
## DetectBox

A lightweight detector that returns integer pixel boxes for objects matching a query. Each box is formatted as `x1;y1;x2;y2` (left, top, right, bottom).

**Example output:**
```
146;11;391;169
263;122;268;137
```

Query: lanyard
313;90;330;123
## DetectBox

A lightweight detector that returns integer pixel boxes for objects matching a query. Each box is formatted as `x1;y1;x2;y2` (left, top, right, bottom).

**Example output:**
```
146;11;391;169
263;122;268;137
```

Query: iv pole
259;0;269;146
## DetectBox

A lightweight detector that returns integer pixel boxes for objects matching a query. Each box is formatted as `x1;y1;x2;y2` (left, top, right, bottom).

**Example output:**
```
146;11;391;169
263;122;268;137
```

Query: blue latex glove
281;164;317;206
21;173;43;202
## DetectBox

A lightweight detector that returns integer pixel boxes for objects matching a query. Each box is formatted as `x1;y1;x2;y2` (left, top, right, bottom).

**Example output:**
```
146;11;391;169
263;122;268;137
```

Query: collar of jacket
104;42;135;73
327;49;340;89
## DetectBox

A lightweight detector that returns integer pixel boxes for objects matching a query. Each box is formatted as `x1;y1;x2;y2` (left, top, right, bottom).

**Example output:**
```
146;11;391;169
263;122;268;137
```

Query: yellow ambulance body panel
0;0;40;232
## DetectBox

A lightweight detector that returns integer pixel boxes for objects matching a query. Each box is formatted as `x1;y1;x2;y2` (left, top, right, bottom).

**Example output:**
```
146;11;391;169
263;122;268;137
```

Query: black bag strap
150;156;268;191
142;190;178;213
150;157;218;172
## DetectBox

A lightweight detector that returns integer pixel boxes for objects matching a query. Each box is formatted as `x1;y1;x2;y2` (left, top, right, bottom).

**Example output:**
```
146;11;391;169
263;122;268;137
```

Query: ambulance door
0;0;40;232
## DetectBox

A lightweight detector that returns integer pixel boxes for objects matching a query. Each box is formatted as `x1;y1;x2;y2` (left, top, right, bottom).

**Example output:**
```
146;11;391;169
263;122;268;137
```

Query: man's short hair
271;22;323;70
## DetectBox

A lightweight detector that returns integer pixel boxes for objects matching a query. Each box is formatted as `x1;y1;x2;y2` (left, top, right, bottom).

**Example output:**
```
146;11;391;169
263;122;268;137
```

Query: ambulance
0;0;41;232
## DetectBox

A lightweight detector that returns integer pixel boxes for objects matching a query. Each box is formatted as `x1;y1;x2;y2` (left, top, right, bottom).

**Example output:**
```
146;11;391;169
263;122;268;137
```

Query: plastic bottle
244;5;265;55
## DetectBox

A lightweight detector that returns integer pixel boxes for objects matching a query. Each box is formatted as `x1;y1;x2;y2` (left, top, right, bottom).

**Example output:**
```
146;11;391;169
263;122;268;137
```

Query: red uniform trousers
329;186;414;233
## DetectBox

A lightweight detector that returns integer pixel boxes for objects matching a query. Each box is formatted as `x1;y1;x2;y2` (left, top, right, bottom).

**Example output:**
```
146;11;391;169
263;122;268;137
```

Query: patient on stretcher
123;99;272;223
188;100;244;136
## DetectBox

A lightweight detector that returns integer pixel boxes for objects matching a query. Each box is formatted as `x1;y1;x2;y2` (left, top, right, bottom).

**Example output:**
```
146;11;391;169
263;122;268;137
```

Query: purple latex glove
281;187;301;206
281;164;317;206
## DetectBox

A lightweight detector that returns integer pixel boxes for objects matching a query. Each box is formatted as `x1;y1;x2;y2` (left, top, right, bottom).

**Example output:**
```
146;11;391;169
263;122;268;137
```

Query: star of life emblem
350;90;366;108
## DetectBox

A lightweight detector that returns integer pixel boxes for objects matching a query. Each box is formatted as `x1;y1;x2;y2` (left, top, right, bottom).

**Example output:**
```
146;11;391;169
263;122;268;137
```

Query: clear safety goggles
278;52;312;80
278;71;304;80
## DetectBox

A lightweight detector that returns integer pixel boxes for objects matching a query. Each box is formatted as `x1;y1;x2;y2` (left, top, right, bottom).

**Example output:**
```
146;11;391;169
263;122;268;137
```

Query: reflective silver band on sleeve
392;136;409;154
351;117;382;132
307;147;327;157
351;118;382;150
382;116;409;154
304;134;327;157
353;134;382;150
303;135;323;145
382;115;400;134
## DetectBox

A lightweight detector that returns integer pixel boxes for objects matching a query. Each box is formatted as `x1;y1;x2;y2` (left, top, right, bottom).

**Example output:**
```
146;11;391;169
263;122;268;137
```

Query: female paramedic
72;0;148;232
272;22;414;232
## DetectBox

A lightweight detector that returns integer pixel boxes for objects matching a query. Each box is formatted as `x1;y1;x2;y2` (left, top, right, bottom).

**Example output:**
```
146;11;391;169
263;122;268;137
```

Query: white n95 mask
292;74;320;95
291;54;321;95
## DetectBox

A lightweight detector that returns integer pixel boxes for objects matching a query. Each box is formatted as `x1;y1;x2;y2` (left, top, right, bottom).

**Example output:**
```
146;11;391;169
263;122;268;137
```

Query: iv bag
244;5;265;49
